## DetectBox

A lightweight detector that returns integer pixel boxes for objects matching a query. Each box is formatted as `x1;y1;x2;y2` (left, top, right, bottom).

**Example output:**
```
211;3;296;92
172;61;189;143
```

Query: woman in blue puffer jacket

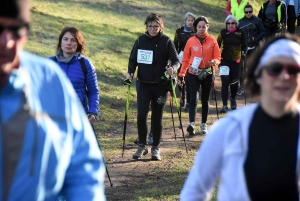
50;26;99;123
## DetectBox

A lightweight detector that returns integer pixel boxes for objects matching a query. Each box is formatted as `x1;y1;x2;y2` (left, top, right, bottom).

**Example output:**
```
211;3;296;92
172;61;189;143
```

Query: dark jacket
173;26;195;53
49;55;99;115
217;28;247;61
258;1;286;32
239;15;265;47
128;31;180;83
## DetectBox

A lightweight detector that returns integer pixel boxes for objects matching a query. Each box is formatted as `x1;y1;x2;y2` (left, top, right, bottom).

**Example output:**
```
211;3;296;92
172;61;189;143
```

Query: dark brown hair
193;16;209;30
56;26;85;55
144;13;164;30
246;34;300;97
244;4;253;11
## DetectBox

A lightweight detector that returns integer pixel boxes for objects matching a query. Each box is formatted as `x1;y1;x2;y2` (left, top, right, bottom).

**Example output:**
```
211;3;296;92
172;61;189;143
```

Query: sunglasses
0;23;29;38
264;63;300;76
245;11;253;14
226;22;236;25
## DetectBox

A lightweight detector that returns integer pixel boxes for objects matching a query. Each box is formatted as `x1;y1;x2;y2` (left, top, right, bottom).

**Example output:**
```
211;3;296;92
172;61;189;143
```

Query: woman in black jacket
173;12;196;112
258;0;286;39
217;15;247;113
126;13;180;161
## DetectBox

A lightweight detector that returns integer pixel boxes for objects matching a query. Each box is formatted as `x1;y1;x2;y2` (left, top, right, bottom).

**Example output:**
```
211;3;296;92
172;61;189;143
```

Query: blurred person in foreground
0;0;106;200
180;34;300;200
126;13;180;161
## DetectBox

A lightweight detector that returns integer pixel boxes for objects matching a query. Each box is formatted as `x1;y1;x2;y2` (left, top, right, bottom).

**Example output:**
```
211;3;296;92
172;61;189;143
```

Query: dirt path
102;76;253;200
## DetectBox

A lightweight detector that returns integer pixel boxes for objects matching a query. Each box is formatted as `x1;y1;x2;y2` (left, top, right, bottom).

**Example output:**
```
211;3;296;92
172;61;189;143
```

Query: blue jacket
49;55;100;115
0;51;106;201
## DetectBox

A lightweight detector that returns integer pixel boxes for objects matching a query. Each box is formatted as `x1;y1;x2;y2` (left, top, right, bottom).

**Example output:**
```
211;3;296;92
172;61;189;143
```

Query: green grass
28;0;264;200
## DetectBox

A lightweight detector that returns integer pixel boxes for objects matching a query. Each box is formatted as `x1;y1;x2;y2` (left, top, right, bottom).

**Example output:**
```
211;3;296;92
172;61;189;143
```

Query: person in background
126;13;180;161
284;0;300;34
217;15;247;113
181;34;300;201
50;26;99;124
173;12;196;112
178;16;221;135
226;0;250;20
237;4;265;95
258;0;286;39
0;0;106;200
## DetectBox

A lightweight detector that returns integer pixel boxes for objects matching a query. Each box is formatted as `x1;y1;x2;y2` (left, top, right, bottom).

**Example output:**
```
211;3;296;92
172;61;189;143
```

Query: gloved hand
177;76;185;87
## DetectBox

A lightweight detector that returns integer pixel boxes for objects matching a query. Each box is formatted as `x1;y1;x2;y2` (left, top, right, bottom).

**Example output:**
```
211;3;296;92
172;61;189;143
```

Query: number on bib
137;49;153;64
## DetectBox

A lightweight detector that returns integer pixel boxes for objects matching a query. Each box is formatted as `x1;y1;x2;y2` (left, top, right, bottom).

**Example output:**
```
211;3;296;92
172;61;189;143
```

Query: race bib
178;51;184;63
191;56;202;69
219;66;230;76
137;49;153;64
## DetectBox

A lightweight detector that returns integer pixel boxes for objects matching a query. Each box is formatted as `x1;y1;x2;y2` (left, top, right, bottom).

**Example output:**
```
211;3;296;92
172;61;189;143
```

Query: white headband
254;39;300;76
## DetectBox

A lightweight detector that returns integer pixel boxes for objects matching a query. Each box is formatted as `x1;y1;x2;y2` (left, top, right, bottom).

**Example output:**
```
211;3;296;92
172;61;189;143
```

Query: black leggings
220;60;240;106
287;5;296;34
137;82;167;147
188;73;212;123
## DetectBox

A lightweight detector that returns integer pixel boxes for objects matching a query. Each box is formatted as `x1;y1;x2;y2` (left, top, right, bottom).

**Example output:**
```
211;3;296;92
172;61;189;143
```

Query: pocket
264;18;276;27
197;69;211;80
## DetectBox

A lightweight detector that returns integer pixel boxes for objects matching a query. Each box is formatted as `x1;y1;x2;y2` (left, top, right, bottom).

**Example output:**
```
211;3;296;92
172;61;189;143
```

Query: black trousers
220;60;240;106
188;72;212;123
287;5;297;34
137;82;167;147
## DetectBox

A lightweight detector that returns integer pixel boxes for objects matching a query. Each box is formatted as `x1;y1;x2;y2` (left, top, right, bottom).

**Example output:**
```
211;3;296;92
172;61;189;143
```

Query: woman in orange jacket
178;16;221;135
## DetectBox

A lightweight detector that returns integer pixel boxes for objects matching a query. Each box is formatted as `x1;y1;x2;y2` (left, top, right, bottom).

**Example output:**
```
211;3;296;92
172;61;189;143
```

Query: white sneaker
200;123;207;134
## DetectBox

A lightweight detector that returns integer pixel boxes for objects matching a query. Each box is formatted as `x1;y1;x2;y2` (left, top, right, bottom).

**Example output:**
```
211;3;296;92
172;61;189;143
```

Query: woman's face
256;56;300;106
226;19;237;31
196;21;209;36
147;21;161;37
61;31;78;56
185;16;194;28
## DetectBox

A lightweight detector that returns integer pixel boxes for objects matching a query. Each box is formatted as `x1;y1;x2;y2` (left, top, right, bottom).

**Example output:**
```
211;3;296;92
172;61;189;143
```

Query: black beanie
0;0;31;23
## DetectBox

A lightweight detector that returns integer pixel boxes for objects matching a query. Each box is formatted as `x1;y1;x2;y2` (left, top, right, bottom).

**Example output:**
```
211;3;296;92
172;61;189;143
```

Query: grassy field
28;0;263;200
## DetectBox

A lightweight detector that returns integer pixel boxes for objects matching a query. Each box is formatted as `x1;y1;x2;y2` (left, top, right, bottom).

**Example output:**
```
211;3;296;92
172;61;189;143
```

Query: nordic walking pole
242;54;247;105
167;72;188;154
91;124;113;187
169;94;177;140
212;81;219;120
122;79;131;158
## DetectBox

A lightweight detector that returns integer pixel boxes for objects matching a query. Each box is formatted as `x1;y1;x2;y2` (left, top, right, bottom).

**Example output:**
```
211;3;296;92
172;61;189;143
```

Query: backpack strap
79;58;87;83
53;57;87;83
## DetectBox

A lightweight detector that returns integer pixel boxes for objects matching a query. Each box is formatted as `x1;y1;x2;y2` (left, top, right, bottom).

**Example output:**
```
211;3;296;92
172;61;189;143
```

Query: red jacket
179;35;221;77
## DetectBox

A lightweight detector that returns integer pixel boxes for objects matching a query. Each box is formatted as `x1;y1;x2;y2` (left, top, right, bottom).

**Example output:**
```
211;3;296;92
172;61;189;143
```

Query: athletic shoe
134;137;139;145
220;105;228;114
230;97;237;110
200;123;207;134
187;124;195;135
148;132;153;145
132;145;148;159
236;87;244;96
151;147;161;161
184;103;190;112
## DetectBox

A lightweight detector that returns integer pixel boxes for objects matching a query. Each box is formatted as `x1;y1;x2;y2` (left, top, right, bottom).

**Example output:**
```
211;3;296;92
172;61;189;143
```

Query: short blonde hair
184;12;196;22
